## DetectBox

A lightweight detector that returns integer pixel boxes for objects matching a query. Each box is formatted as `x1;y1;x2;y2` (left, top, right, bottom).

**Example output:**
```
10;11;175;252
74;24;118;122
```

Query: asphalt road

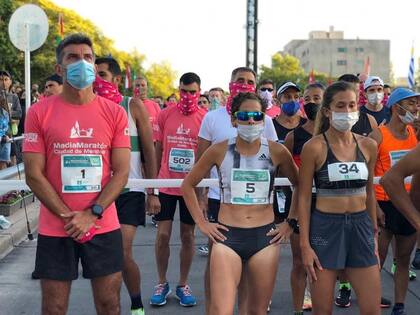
1;216;419;314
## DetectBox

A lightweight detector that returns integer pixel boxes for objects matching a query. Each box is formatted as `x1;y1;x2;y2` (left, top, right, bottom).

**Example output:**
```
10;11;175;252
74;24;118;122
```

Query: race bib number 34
61;155;103;193
169;148;194;173
328;162;368;182
230;169;270;205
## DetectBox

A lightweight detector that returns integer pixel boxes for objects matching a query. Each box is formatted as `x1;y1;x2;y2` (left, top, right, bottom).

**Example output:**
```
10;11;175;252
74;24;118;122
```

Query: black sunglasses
260;88;273;92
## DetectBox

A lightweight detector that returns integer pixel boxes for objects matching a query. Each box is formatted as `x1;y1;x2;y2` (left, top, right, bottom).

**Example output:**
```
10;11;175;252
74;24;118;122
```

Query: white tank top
217;137;277;205
121;97;144;193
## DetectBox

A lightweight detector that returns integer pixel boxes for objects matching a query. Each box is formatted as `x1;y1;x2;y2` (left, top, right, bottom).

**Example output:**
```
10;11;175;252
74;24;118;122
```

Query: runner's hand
267;222;292;245
146;195;161;215
62;211;98;240
302;246;323;283
376;206;385;228
197;221;228;243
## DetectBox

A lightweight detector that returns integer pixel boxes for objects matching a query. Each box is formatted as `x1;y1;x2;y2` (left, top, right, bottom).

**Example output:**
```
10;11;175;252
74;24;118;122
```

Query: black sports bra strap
233;147;241;168
352;133;367;162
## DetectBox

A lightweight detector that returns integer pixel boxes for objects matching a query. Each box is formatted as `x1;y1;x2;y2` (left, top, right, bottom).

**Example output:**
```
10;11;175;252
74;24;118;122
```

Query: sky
52;0;420;91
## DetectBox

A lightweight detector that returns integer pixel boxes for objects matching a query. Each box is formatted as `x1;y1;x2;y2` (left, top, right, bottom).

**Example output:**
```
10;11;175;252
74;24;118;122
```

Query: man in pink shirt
23;34;130;315
133;76;161;141
150;72;206;307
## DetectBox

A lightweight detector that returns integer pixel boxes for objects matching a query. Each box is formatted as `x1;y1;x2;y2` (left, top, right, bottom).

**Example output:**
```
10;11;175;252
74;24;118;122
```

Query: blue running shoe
175;285;197;307
150;282;171;306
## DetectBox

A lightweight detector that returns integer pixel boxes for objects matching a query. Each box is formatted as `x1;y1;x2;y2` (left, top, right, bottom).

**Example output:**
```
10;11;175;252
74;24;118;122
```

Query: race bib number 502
168;148;194;173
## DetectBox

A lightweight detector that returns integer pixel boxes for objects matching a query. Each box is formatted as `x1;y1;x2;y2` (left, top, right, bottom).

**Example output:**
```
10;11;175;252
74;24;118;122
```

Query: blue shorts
0;142;11;162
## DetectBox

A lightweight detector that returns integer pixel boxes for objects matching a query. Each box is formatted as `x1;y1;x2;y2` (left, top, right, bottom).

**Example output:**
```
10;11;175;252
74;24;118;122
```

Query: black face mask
303;103;320;120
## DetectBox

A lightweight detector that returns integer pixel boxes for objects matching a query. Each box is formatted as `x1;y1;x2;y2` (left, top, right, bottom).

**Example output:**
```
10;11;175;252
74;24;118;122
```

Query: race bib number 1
230;169;270;205
61;155;103;193
327;162;368;182
169;148;194;173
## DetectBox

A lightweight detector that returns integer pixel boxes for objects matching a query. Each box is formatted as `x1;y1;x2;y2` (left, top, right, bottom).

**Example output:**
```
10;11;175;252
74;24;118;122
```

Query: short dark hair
259;79;275;89
305;82;325;91
0;70;12;79
199;94;210;102
45;74;63;85
383;84;391;89
338;74;360;84
179;72;201;87
56;33;94;64
231;67;256;81
95;57;122;76
209;87;224;94
231;92;266;116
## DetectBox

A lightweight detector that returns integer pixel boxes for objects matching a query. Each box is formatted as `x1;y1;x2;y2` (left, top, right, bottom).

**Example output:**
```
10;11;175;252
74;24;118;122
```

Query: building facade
283;27;390;82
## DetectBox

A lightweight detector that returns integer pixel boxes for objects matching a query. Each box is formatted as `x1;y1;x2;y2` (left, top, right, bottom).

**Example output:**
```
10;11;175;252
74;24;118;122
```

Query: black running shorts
33;229;123;281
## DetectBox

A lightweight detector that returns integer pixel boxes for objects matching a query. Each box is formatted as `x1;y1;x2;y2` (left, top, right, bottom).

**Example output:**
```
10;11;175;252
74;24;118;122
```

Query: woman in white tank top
182;92;300;315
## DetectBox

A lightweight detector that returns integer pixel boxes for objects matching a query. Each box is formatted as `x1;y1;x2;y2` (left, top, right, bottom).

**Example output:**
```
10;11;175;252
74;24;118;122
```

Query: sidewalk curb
0;201;39;260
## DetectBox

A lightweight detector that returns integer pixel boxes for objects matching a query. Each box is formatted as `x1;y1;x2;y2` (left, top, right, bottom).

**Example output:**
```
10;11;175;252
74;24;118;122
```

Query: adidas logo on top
258;153;268;160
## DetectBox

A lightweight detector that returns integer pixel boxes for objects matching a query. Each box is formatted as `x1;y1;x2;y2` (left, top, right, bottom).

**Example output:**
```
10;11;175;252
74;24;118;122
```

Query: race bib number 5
61;155;103;193
169;148;194;173
328;162;368;182
230;169;270;205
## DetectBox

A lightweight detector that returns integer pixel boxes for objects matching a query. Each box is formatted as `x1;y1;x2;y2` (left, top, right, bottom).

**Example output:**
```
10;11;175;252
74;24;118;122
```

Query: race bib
231;169;270;205
327;162;368;182
61;155;103;193
169;148;194;173
389;150;410;167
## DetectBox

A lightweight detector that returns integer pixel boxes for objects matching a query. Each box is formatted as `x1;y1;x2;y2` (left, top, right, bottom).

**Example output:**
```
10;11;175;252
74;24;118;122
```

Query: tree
0;0;147;86
144;61;177;98
259;53;330;88
0;0;24;82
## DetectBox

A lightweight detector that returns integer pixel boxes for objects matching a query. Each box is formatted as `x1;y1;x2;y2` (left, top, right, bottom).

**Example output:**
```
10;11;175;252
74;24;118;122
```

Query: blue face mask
281;101;300;116
210;98;221;111
65;60;95;90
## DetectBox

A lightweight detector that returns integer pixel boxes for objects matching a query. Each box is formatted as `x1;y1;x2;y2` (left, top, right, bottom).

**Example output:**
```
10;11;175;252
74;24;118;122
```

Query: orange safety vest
375;125;418;201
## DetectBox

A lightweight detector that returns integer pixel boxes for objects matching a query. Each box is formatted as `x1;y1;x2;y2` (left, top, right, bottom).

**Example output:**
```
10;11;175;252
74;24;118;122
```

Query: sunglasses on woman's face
234;111;265;122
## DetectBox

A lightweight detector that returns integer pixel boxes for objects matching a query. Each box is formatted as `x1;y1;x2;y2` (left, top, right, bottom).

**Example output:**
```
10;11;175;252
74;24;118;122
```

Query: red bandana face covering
93;76;123;104
177;90;200;115
226;82;256;114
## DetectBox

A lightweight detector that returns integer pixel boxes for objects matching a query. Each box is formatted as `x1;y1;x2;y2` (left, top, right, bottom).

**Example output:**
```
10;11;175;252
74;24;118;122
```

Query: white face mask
331;111;359;132
367;92;384;106
237;123;265;143
259;90;273;109
396;104;416;124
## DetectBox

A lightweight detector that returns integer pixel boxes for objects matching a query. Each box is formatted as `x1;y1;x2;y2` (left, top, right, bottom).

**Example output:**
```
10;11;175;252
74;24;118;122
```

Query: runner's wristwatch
147;188;159;196
286;218;298;231
91;204;104;219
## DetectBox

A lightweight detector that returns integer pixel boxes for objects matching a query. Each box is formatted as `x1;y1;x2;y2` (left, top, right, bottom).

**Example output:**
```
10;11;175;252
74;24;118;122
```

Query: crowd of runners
15;33;420;315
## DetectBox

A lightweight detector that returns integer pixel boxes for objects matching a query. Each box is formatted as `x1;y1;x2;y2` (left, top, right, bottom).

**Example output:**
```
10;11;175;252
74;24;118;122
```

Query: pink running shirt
23;95;130;237
156;105;206;196
265;105;281;118
143;99;161;141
